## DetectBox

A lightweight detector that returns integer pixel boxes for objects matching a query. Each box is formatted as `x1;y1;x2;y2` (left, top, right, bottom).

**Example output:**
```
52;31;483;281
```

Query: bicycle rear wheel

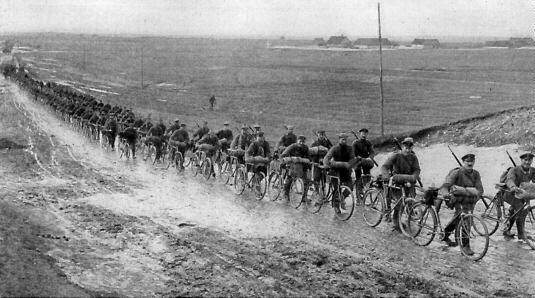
304;182;323;214
407;202;438;246
234;167;247;195
399;199;417;238
523;207;535;250
174;152;184;173
220;160;231;184
335;185;355;221
289;178;305;209
473;195;501;236
455;214;489;261
190;155;200;176
268;172;282;201
362;188;384;227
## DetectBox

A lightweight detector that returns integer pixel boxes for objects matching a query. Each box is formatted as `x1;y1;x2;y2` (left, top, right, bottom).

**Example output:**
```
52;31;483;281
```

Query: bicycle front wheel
523;207;535;250
268;172;282;201
455;214;489;261
234;167;247;195
201;158;212;180
220;160;231;184
473;195;500;236
289;178;305;209
254;172;268;200
407;202;438;246
335;185;355;221
304;182;323;214
174;152;184;173
362;188;384;227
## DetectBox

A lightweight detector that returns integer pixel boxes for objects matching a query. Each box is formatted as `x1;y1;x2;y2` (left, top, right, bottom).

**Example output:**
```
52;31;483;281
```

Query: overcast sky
0;0;532;38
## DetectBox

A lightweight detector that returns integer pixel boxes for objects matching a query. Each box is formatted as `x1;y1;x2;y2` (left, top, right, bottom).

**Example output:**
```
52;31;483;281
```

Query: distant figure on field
209;95;216;110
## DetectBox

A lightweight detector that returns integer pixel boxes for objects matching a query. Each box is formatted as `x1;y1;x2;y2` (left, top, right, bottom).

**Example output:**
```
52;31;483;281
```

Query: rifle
392;136;423;187
505;150;517;167
447;145;462;167
350;130;378;167
248;125;255;134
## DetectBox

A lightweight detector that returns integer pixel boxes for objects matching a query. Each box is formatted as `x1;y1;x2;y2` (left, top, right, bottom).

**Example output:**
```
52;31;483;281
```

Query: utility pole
141;45;144;89
378;2;385;136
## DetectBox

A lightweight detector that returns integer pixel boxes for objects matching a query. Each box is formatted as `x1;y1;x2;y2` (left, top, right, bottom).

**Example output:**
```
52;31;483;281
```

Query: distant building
411;39;441;49
485;37;535;48
353;38;396;49
313;38;326;46
326;35;352;48
509;37;535;48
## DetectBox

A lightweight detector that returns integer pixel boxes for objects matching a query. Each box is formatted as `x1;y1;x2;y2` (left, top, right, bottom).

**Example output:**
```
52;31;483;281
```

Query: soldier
281;135;310;200
503;152;535;240
209;95;216;110
216;122;233;152
380;137;421;231
193;120;209;141
245;131;271;175
439;153;483;254
352;128;376;190
145;122;164;162
103;114;118;150
277;125;297;153
169;123;190;167
166;118;181;137
323;133;356;213
230;125;253;164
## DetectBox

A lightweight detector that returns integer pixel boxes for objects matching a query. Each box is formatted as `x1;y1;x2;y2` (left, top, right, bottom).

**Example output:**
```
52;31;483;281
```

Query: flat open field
9;33;534;141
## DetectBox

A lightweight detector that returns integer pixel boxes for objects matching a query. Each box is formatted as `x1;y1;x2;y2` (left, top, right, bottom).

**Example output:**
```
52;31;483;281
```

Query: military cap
461;153;475;162
338;133;349;139
316;129;326;134
174;118;180;122
358;128;369;133
286;125;294;130
223;121;230;125
241;124;248;129
520;152;534;160
253;124;261;128
401;137;414;145
297;135;306;141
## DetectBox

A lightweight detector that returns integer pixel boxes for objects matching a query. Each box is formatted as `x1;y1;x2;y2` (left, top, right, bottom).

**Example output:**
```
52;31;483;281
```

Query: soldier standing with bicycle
380;137;420;231
439;153;483;254
503;152;535;241
281;135;310;200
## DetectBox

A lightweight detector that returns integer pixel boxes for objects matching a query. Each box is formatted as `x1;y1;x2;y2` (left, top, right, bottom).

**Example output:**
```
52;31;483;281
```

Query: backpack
499;167;513;183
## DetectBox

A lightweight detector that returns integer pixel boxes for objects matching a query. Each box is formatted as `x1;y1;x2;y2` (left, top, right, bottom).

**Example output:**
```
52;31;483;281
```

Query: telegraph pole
141;45;144;89
378;2;385;136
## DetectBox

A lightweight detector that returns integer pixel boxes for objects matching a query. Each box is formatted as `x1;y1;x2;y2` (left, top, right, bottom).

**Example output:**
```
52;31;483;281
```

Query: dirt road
1;76;534;297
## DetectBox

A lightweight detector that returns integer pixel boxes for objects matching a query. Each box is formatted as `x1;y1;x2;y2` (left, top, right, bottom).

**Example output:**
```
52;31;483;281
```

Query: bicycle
118;137;132;159
303;163;355;220
220;150;243;185
474;184;535;249
361;176;417;237
234;161;268;200
407;195;490;261
267;159;288;201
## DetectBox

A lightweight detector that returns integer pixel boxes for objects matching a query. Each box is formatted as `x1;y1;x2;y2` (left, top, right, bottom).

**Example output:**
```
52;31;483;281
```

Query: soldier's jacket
352;138;374;158
380;151;421;178
231;133;253;150
441;166;484;196
193;126;209;139
104;118;117;132
281;143;309;159
156;123;166;136
166;123;181;135
278;132;297;148
246;140;271;158
147;125;163;137
198;133;219;146
506;166;535;189
170;128;189;143
311;138;333;149
323;144;355;166
89;113;100;124
216;129;233;141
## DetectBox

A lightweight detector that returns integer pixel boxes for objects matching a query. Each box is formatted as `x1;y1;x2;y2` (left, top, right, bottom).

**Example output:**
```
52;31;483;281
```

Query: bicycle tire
174;152;184;173
334;185;355;221
399;199;417;238
268;172;282;201
190;155;200;176
289;178;305;209
473;195;500;236
523;207;535;250
407;202;438;246
455;214;489;261
149;145;158;165
254;172;267;200
362;188;384;227
304;182;323;214
220;160;231;184
202;158;212;180
234;167;247;195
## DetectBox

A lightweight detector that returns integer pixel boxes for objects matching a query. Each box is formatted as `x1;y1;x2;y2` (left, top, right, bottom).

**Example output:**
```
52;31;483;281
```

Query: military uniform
504;165;535;238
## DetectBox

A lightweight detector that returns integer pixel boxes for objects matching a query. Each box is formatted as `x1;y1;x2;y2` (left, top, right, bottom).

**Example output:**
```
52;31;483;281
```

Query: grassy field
8;33;534;142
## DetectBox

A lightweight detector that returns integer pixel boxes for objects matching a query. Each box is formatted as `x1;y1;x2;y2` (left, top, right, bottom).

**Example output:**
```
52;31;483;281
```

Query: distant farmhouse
326;35;352;48
411;39;440;49
353;38;396;49
485;37;535;48
313;37;326;46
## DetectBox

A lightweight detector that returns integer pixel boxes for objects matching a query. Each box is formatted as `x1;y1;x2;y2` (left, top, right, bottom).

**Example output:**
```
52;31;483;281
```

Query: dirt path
2;77;535;296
